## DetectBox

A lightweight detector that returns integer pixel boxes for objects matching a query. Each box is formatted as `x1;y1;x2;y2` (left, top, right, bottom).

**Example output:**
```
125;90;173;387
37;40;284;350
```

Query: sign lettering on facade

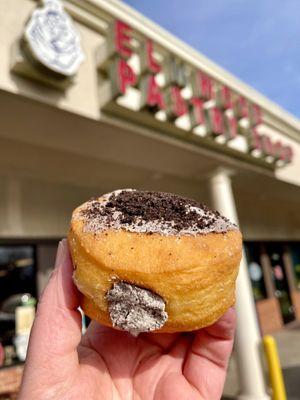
99;19;293;167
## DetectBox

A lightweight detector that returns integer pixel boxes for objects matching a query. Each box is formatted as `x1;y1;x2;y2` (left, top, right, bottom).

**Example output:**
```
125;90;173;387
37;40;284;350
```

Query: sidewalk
222;322;300;399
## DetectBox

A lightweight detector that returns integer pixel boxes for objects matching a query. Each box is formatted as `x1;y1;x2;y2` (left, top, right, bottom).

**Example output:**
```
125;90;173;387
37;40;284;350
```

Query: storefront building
0;0;300;398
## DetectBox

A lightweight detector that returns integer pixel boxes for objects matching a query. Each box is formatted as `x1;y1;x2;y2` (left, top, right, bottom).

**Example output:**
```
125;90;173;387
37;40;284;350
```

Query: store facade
0;0;300;397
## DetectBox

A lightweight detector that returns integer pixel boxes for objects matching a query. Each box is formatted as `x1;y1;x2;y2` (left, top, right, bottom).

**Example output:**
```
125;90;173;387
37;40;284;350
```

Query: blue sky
123;0;300;119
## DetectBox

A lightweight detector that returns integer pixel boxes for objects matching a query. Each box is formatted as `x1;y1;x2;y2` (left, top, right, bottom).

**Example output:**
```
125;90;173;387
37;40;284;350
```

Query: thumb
20;240;82;394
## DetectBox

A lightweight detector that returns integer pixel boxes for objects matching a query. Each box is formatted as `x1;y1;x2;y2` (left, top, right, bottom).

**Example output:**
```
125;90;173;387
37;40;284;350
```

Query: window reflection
245;241;297;325
289;243;300;290
244;242;267;301
0;246;37;368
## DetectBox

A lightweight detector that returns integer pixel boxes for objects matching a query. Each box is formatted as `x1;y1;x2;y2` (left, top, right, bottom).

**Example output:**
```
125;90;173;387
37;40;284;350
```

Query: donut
68;189;242;334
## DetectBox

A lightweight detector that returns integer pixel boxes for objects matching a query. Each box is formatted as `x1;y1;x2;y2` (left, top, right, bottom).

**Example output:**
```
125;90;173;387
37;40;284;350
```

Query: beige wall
0;0;102;119
1;170;300;241
0;176;96;238
0;175;210;239
236;189;300;241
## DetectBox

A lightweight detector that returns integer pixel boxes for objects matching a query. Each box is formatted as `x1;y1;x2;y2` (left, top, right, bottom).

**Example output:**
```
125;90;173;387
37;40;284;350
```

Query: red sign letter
189;97;204;127
279;145;293;163
284;146;294;163
117;59;136;94
115;20;132;58
146;40;160;73
141;75;165;110
206;107;224;135
249;127;262;151
234;96;249;119
273;141;283;160
198;72;213;100
168;86;188;118
261;135;274;156
192;71;213;100
250;104;262;126
220;86;232;110
225;115;238;139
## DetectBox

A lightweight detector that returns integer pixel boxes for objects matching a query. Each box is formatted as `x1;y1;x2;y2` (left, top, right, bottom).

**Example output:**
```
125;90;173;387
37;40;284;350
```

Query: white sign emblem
24;0;85;76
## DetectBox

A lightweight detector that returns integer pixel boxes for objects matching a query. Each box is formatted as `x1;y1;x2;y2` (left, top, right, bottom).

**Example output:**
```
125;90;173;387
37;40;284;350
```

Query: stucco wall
235;188;300;241
1;171;299;240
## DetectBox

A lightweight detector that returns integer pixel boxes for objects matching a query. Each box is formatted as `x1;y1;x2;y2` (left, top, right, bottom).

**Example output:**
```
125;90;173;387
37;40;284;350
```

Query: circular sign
249;262;263;282
24;0;85;76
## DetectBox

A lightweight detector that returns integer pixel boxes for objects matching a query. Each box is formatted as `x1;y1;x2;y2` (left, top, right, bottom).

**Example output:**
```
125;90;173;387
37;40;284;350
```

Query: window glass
265;243;294;324
0;246;37;368
244;242;267;301
288;243;300;290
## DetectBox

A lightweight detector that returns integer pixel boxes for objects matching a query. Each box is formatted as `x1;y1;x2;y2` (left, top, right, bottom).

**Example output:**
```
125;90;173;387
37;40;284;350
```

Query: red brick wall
291;290;300;320
256;298;283;335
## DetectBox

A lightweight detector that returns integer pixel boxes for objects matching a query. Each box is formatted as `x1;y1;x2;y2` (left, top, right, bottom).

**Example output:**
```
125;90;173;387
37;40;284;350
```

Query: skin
0;343;4;367
18;239;236;400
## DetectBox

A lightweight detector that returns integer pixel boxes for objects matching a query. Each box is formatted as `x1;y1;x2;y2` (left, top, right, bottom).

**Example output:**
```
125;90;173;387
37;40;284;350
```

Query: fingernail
54;239;66;270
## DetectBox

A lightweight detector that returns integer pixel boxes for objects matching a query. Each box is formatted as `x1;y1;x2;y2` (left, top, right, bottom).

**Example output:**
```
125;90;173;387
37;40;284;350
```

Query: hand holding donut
19;240;236;400
19;190;241;399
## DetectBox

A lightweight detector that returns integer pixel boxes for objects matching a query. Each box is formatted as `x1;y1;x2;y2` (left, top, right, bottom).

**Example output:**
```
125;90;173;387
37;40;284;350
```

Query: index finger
20;240;82;393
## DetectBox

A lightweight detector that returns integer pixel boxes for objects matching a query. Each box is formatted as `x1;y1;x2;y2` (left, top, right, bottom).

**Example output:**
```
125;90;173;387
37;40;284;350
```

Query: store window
244;242;267;301
265;243;295;324
289;243;300;290
0;246;37;368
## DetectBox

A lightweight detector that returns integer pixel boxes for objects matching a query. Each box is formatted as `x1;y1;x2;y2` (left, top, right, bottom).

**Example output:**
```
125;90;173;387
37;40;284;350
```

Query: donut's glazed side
68;218;242;333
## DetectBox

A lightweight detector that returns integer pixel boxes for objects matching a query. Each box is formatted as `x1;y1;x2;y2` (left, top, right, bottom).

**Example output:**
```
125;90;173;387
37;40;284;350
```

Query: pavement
222;322;300;399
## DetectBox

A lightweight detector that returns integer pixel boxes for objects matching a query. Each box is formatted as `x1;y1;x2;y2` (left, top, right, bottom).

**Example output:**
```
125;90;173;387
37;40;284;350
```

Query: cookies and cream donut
68;189;242;334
